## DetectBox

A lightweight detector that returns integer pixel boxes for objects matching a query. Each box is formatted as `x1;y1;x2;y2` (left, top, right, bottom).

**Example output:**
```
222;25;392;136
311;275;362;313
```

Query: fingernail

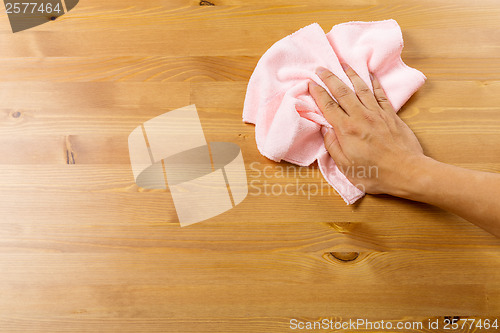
341;63;350;71
321;126;333;136
308;81;319;93
316;66;328;75
321;126;328;136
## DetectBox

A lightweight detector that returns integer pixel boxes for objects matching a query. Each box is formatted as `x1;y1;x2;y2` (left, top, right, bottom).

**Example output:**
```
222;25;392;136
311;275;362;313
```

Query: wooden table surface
1;0;500;332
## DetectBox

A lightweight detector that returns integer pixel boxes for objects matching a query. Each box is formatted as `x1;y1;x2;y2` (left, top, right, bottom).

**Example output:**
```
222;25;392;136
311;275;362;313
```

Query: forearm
395;156;500;237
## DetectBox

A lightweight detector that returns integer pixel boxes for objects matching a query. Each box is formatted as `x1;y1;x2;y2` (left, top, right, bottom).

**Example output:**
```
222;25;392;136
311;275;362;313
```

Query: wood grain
0;0;500;332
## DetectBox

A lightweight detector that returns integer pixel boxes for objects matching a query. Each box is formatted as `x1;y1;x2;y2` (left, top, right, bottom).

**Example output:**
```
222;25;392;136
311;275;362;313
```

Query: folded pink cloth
242;19;426;204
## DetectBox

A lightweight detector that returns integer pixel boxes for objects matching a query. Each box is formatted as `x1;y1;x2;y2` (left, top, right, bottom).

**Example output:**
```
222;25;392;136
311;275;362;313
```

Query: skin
308;64;500;238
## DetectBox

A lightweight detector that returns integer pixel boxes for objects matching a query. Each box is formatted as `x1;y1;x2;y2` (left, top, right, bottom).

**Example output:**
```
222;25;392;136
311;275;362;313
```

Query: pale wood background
0;0;500;332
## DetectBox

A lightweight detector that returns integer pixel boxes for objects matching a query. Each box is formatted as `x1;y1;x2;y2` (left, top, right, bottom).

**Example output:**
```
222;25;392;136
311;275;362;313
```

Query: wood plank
0;27;498;58
1;104;500;166
0;2;499;57
0;81;500;111
1;252;500;286
0;283;488;319
2;132;500;165
1;188;499;251
0;316;498;333
0;57;499;83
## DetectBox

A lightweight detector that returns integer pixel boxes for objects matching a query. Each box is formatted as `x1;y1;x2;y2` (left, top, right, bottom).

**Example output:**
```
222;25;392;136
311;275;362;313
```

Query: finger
370;73;395;113
341;63;380;111
316;67;364;117
308;80;348;127
323;126;349;166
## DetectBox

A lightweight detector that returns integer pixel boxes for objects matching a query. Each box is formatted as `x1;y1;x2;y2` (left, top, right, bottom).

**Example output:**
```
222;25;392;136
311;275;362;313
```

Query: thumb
322;126;348;166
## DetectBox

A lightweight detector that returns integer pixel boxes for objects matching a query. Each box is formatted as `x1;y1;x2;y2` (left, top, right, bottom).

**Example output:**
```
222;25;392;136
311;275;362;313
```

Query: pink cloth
242;19;426;204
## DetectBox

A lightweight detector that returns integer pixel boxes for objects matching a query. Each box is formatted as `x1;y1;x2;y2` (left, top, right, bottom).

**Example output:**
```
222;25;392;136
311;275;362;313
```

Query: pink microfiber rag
242;19;426;204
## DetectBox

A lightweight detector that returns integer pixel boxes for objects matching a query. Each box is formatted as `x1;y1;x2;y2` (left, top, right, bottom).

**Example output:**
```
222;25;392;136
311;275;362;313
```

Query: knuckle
358;86;372;95
324;137;337;153
375;89;389;102
341;122;359;136
324;99;338;111
334;86;351;98
362;112;376;123
322;71;336;81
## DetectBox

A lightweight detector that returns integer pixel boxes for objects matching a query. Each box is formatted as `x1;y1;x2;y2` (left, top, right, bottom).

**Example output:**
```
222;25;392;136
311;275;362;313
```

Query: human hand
308;64;426;196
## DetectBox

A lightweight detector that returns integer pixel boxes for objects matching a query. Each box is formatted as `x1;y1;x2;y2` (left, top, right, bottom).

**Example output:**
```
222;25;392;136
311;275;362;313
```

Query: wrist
386;154;438;200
